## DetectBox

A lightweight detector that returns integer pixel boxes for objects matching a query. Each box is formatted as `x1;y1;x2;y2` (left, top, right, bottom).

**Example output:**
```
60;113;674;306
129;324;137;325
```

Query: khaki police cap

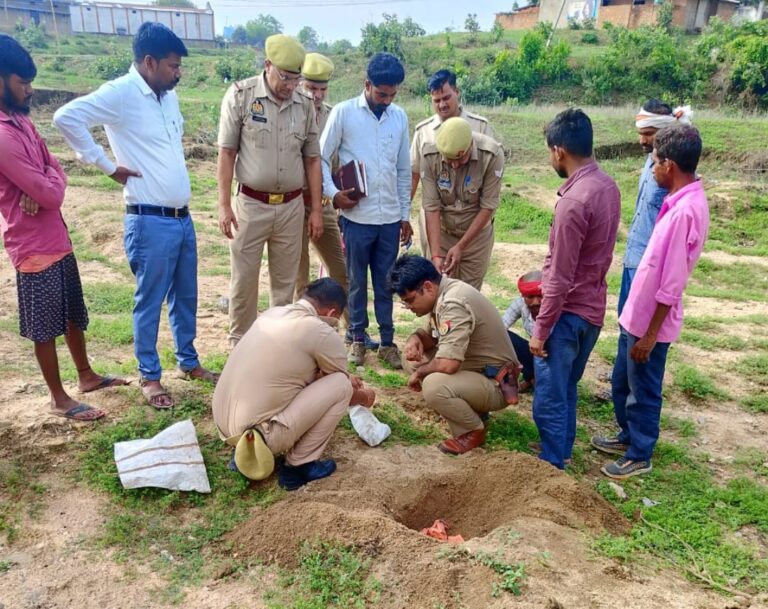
437;117;473;160
234;428;275;481
302;53;334;82
265;34;305;73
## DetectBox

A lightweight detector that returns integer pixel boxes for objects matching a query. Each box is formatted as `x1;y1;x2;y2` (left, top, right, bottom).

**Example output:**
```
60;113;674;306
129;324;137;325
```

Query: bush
15;20;47;49
567;17;582;30
581;31;599;44
90;54;132;80
214;52;254;82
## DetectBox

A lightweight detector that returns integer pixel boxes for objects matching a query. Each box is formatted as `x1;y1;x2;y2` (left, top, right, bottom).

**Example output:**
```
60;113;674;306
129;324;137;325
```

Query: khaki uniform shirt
427;278;518;372
410;107;496;174
218;72;320;193
420;133;504;237
212;299;347;438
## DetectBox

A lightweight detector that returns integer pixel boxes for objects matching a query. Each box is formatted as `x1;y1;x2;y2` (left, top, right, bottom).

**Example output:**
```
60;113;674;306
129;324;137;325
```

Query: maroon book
332;160;367;200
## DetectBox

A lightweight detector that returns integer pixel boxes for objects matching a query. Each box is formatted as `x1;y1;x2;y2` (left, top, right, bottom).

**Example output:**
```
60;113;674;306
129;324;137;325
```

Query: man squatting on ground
213;278;375;491
54;23;217;411
593;124;709;479
0;35;128;422
390;255;520;455
502;270;543;393
529;109;620;470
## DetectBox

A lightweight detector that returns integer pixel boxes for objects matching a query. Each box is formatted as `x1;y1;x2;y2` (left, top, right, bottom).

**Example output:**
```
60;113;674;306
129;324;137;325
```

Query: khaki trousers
422;370;507;437
418;207;494;291
228;193;304;345
294;204;349;325
263;372;353;466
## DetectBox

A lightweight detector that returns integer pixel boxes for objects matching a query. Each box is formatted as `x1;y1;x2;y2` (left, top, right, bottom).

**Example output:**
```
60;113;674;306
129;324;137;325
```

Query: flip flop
140;379;174;410
81;376;129;394
52;403;106;422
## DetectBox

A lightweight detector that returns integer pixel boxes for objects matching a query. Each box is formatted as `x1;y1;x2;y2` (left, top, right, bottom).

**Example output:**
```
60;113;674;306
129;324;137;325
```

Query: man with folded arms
0;35;127;422
593;125;709;479
213;278;374;491
54;23;216;410
529;108;620;470
419;116;504;289
390;255;519;455
217;34;323;348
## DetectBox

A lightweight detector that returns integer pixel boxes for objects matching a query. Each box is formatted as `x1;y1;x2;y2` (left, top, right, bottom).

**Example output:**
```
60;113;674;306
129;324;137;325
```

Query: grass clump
0;461;47;545
266;540;381;609
486;409;540;453
672;363;728;401
741;394;768;413
439;546;526;597
735;354;768;386
494;194;553;244
595;441;768;594
372;402;444;445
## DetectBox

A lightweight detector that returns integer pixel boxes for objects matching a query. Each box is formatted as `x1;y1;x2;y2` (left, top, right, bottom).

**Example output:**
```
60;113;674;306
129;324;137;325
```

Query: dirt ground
1;148;767;609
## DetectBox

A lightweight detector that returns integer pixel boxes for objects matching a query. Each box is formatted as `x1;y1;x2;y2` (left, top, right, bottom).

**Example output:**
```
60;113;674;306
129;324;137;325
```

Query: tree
465;13;481;38
491;20;504;43
154;0;197;6
402;16;426;37
297;26;319;50
330;38;353;54
360;14;404;58
231;25;248;45
244;14;283;48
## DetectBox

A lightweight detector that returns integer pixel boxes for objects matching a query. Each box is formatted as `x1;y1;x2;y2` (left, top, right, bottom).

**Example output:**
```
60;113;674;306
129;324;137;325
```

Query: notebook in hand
332;160;367;200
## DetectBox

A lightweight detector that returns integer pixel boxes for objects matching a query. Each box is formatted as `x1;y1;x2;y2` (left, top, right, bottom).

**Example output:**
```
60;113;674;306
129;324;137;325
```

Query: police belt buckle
268;193;285;205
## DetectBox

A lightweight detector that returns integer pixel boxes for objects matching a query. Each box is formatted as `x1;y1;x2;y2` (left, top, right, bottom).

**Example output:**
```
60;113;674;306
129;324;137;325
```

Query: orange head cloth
517;276;542;298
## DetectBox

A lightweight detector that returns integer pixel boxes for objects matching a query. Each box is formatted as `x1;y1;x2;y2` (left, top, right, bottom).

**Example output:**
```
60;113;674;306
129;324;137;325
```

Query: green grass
672;363;729;401
592;336;618;365
494;193;553;244
266;540;381;609
485;410;540;454
595;442;768;594
357;367;408;388
372;402;444;445
735;354;768;386
741;394;768;414
687;258;768;302
85;315;134;345
83;282;135;314
438;546;526;597
0;461;47;545
678;329;748;351
660;414;697;438
78;406;281;600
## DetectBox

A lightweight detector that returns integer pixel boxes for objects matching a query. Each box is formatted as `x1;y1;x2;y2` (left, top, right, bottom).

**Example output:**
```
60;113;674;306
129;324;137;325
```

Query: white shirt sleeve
396;112;411;221
320;104;342;200
53;81;124;176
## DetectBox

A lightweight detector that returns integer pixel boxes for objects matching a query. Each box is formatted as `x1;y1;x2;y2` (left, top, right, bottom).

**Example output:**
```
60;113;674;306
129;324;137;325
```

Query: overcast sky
185;0;517;41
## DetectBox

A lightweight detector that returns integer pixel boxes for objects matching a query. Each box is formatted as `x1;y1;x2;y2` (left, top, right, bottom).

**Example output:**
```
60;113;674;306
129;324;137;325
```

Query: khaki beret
437;117;473;160
265;34;305;73
302;53;334;82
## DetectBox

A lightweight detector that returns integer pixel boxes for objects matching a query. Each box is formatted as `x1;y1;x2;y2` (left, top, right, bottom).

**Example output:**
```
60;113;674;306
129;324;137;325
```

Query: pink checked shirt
0;109;71;270
619;180;709;344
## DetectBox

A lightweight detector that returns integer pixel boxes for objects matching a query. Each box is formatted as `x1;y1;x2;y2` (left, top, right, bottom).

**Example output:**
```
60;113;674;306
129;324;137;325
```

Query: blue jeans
340;217;400;346
508;331;534;382
533;313;601;469
611;328;670;462
617;266;636;316
124;213;200;380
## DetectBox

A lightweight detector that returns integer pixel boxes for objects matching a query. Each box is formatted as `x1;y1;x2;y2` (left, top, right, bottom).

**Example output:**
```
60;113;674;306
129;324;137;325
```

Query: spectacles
399;285;425;306
275;67;301;86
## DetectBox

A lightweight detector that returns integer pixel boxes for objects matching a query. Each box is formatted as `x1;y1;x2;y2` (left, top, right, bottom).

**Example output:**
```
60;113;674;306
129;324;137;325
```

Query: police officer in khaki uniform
294;55;350;316
389;256;519;455
421;117;504;290
410;69;497;260
213;278;375;490
217;34;323;347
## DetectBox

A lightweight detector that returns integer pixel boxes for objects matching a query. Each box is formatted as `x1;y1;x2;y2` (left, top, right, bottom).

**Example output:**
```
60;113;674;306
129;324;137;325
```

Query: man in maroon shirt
0;35;126;421
529;108;620;469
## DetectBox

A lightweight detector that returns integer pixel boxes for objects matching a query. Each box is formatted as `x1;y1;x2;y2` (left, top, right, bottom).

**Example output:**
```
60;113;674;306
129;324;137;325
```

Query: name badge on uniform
251;100;267;123
437;170;452;192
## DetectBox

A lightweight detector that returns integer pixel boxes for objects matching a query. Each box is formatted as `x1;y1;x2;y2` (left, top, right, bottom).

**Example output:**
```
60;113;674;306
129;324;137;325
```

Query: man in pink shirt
0;35;126;421
592;124;709;479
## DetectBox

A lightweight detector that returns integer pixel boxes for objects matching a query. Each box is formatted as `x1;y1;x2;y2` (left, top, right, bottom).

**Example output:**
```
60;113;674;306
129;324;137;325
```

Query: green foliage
656;1;675;33
672;363;728;401
330;39;354;54
485;410;540;453
214;51;254;82
232;14;282;47
15;20;47;49
0;461;46;545
373;402;444;445
90;53;132;80
491;21;505;43
360;14;407;58
401;17;426;37
439;546;526;596
267;540;380;608
154;0;196;6
298;26;319;51
581;31;599;45
465;13;481;39
493;193;553;243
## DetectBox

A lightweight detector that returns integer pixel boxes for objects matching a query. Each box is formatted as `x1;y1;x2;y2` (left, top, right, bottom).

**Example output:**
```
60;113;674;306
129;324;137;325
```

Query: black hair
0;35;36;80
133;22;188;63
303;277;347;311
427;69;457;93
388;255;441;295
654;124;702;175
642;98;673;115
366;52;405;87
544;108;593;158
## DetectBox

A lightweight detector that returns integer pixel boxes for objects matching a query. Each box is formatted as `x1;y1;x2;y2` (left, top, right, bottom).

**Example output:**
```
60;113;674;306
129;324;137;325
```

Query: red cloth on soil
419;519;464;543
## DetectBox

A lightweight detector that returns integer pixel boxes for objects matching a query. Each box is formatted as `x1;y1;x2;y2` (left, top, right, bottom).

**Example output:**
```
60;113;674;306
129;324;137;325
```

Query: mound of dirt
226;446;628;608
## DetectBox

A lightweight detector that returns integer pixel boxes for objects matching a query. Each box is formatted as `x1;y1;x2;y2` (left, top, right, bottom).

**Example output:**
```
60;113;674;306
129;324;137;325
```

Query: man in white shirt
54;22;217;410
320;52;411;369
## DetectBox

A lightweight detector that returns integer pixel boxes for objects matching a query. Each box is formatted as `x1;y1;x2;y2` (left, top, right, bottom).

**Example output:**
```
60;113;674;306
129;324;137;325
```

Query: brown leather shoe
438;429;486;455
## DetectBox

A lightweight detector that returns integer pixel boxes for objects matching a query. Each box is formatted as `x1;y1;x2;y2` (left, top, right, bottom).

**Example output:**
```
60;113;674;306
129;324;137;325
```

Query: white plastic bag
348;405;391;447
114;419;211;493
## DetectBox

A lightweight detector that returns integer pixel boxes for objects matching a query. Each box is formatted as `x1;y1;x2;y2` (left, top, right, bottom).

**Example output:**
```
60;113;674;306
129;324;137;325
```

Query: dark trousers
532;313;601;469
508;331;534;381
617;266;636;316
612;328;670;462
340;217;400;346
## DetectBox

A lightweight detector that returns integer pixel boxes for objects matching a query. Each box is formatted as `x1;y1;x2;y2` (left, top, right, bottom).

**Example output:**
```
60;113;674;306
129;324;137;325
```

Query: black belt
126;204;189;218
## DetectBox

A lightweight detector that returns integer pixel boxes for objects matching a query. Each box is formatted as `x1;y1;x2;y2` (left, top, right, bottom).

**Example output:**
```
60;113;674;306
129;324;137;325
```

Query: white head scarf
635;105;693;129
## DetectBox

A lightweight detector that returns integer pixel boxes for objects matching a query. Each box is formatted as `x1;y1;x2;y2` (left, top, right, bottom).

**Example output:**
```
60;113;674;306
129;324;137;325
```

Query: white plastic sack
348;405;391;447
114;419;211;493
